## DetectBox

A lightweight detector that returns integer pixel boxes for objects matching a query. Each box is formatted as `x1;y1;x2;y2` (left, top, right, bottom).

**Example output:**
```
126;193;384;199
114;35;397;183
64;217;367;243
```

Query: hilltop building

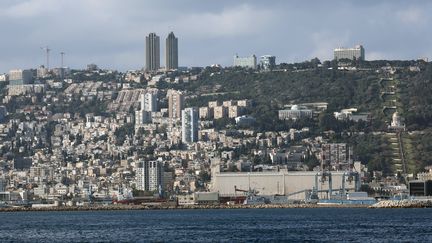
260;55;276;70
334;45;365;61
233;55;257;69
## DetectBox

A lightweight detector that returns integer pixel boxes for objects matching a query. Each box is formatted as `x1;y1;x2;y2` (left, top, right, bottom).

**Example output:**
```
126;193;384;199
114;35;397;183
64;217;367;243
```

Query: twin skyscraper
145;32;178;71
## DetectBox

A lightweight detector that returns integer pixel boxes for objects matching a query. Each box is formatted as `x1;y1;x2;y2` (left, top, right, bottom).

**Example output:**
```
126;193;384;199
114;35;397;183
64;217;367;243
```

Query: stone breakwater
369;200;432;208
0;203;369;212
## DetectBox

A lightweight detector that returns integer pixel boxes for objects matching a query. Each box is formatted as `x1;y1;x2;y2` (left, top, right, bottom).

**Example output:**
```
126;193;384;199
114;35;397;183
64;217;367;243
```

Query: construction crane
60;52;65;68
40;46;51;70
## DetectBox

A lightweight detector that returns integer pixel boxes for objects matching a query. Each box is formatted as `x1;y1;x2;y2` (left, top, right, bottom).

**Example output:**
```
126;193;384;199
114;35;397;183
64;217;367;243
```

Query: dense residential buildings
233;54;257;69
334;45;365;61
181;107;198;144
0;41;424;210
166;32;178;70
145;33;160;71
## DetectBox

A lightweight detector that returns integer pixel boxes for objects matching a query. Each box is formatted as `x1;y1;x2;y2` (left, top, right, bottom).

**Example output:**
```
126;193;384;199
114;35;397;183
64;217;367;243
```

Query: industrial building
210;165;360;200
409;180;432;197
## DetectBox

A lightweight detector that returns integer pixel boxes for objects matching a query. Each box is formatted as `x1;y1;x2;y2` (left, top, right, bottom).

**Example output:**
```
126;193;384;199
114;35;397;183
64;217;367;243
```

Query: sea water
0;208;431;242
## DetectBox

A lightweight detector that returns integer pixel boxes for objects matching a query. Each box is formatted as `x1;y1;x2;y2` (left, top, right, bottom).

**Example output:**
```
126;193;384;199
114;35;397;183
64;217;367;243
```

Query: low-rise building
213;106;228;119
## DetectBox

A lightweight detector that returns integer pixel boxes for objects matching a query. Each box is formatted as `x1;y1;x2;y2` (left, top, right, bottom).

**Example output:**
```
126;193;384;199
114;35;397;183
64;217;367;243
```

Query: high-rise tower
145;33;160;71
165;32;178;70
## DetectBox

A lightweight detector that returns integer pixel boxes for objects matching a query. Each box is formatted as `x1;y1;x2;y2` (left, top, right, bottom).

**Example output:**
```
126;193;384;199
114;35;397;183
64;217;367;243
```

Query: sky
1;0;431;72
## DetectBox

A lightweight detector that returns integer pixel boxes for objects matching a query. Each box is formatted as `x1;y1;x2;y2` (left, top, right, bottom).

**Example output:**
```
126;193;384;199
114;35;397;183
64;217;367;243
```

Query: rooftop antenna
40;46;51;70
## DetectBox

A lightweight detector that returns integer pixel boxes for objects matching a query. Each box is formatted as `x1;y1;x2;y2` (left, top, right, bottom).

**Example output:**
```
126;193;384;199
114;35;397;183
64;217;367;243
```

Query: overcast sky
1;0;431;72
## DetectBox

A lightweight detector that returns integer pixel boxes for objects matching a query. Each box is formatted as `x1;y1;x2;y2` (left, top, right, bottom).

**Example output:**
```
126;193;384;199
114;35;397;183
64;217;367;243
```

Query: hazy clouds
1;0;431;72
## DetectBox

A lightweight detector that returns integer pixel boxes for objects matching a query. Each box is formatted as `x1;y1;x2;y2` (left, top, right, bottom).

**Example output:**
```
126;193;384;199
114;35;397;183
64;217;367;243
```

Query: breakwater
370;200;432;208
0;203;369;212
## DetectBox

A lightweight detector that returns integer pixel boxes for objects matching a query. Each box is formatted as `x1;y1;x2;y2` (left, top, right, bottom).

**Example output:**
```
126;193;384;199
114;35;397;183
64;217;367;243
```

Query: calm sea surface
0;208;431;242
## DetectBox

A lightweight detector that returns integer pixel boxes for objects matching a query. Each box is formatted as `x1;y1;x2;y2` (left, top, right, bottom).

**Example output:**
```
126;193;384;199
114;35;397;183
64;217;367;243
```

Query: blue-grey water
0;208;431;242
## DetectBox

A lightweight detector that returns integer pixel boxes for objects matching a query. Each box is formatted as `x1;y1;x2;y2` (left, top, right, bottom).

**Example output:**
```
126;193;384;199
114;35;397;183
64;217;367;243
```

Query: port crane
40;46;51;69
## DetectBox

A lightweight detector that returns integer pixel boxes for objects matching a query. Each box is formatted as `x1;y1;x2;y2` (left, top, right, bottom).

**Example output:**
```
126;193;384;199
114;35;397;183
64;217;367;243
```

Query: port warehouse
211;171;359;200
409;180;432;196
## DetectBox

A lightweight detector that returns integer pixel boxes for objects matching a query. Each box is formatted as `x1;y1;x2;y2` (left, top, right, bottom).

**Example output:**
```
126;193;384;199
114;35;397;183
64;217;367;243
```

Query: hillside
169;61;432;174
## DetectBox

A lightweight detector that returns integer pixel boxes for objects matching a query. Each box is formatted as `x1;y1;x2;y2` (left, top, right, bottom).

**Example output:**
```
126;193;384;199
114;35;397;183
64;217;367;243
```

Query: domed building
291;105;299;110
278;104;313;121
388;111;405;130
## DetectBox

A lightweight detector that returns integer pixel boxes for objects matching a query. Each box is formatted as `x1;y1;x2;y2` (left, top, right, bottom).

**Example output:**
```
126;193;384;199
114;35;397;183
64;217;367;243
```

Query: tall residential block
135;110;151;125
140;90;158;112
167;89;184;120
334;45;365;61
0;177;5;192
320;143;348;170
182;107;198;144
9;69;32;85
136;89;158;125
166;32;178;70
145;33;160;71
136;160;163;191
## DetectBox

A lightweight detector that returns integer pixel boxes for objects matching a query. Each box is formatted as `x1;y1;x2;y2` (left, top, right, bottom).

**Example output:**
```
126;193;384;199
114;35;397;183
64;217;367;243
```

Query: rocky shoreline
0;203;370;212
